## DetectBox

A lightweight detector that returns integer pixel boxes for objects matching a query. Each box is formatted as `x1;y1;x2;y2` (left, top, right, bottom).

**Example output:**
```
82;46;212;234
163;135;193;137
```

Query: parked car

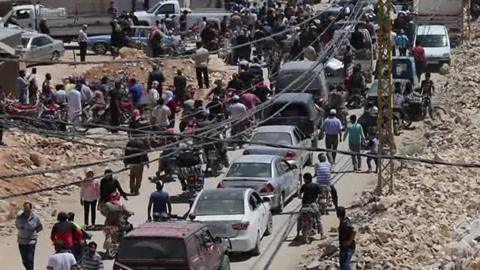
114;221;230;270
20;32;64;63
414;24;451;67
87;26;150;55
243;125;313;168
260;93;324;148
189;188;272;255
217;155;299;212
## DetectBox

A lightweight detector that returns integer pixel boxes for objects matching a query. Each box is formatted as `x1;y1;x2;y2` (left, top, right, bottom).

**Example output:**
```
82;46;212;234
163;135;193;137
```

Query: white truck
0;4;112;42
134;0;230;28
413;0;463;45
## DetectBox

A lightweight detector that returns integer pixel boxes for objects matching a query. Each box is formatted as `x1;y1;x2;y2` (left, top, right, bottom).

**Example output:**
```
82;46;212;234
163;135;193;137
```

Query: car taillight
242;150;250;155
217;181;224;188
285;150;297;160
259;182;275;193
187;175;197;184
232;222;250;230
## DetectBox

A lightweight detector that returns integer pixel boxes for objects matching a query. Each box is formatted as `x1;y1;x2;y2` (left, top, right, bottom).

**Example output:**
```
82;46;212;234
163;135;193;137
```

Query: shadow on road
229;253;255;262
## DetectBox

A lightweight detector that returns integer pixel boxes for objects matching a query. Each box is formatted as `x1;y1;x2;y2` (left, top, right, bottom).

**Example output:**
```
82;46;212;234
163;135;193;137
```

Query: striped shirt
315;162;332;186
81;252;104;270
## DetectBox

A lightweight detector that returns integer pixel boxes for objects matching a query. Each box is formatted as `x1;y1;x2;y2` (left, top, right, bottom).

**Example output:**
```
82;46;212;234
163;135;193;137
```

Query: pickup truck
0;4;112;42
134;0;230;28
260;93;324;148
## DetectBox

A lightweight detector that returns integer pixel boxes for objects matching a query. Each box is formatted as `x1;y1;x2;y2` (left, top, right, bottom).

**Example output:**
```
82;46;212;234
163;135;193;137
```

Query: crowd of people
7;1;443;270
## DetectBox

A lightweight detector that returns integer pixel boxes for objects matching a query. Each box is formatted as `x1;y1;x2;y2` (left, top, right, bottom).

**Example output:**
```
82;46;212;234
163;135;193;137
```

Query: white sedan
189;188;272;255
20;32;64;63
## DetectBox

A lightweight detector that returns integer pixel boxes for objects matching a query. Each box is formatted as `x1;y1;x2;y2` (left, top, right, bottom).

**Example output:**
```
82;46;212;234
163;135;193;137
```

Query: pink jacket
80;180;100;202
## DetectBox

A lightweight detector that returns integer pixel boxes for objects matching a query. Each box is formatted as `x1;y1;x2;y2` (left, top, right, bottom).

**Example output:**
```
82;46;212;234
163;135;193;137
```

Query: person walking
17;70;29;104
80;168;99;227
78;25;88;62
366;132;379;173
337;206;356;270
108;81;122;133
173;69;187;103
343;114;365;171
124;139;149;195
80;242;104;270
27;68;38;104
193;42;209;89
321;109;343;164
67;86;81;123
147;181;172;221
412;40;426;81
151;97;171;131
47;240;78;270
16;202;43;270
395;29;409;56
99;169;128;204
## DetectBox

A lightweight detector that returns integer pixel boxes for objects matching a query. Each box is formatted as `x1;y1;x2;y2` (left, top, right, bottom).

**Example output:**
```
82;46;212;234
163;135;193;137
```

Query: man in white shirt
47;240;78;270
78;24;88;62
151;97;171;130
67;88;82;123
227;96;248;148
192;42;209;89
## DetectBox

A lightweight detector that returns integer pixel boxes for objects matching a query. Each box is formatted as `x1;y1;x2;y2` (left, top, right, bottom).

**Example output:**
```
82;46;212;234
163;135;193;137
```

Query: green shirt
346;123;364;144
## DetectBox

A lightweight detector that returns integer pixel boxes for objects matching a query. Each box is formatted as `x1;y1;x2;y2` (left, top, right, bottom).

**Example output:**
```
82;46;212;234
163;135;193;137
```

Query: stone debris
301;27;480;270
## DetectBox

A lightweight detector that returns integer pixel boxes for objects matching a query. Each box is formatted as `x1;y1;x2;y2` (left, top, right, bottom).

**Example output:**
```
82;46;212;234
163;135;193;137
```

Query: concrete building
0;28;21;96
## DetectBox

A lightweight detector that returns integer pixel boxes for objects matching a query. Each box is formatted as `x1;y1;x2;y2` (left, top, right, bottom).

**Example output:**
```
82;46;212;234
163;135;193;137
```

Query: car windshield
21;38;29;47
416;34;447;47
147;4;159;13
117;237;186;262
252;132;292;145
195;199;244;216
273;103;309;117
226;162;272;178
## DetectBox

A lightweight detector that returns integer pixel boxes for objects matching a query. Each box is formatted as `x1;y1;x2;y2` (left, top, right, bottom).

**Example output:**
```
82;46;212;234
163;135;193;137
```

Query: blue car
87;26;150;55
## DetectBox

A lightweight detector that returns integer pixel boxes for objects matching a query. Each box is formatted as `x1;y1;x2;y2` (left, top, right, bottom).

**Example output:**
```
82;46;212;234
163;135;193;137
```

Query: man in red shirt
50;212;84;252
412;41;426;81
240;91;261;111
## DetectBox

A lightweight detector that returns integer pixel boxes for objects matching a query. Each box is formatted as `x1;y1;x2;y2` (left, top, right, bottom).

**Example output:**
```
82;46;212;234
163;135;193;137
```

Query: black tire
250;233;261;256
72;114;89;133
274;193;285;213
264;214;273;236
93;43;108;55
393;119;400;136
218;255;231;270
51;51;60;62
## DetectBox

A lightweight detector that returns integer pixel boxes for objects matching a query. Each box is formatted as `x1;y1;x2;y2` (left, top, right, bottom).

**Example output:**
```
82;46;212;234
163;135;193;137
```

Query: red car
113;221;231;270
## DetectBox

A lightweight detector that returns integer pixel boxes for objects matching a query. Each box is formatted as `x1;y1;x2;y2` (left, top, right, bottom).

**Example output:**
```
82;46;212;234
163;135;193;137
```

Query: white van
414;25;451;66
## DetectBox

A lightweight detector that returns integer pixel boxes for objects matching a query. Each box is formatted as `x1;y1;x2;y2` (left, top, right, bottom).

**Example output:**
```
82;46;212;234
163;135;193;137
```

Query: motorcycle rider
147;181;172;221
347;65;366;107
315;153;339;211
103;192;133;229
298;173;324;239
393;82;405;119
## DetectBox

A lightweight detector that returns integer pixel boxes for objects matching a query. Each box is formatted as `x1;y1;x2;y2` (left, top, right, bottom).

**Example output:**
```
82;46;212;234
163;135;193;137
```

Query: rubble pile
83;49;234;97
0;131;120;230
301;37;480;269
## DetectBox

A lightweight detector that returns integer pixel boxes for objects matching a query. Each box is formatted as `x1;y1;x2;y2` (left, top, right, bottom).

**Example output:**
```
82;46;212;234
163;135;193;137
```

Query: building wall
0;60;20;97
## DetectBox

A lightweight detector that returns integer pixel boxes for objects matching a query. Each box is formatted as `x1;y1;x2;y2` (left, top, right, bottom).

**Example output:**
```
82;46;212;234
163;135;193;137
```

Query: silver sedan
20;32;64;63
243;125;313;169
217;155;300;212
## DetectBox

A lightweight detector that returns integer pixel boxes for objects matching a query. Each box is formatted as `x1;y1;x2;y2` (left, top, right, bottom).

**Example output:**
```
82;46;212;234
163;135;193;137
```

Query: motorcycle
297;204;318;243
177;165;204;196
72;101;132;133
103;213;133;258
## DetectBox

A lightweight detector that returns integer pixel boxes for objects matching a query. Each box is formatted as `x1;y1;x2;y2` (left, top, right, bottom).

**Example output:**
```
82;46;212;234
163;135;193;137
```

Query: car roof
233;154;279;163
417;25;447;35
198;188;247;200
279;60;324;73
274;93;315;103
126;221;205;239
254;125;296;133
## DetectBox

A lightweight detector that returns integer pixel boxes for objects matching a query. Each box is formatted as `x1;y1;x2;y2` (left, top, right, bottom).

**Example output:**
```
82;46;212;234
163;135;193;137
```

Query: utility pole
375;0;395;196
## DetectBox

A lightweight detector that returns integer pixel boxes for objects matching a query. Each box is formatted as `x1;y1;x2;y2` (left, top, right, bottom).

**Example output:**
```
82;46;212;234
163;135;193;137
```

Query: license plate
210;224;227;234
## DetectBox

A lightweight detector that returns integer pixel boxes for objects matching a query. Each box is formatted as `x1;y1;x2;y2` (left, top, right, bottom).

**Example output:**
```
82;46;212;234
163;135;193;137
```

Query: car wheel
51;51;60;62
275;192;285;213
218;254;231;270
250;233;261;256
93;43;108;55
264;214;273;236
